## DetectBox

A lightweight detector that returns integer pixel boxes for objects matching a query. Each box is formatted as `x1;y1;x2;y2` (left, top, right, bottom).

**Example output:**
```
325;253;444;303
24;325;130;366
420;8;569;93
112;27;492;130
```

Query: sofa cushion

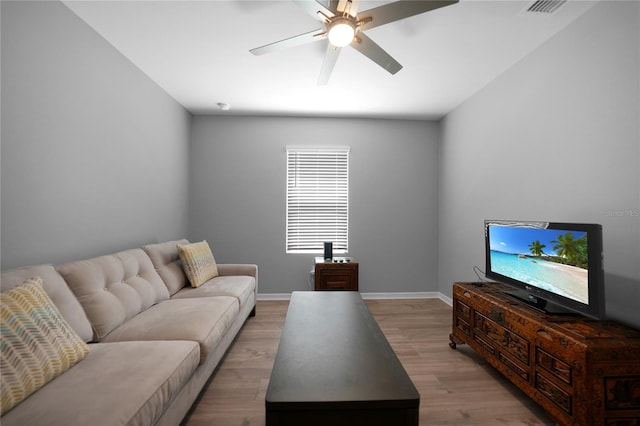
143;239;190;295
172;275;256;309
177;240;218;288
1;278;90;415
57;248;170;341
0;341;199;426
103;297;239;364
0;265;93;342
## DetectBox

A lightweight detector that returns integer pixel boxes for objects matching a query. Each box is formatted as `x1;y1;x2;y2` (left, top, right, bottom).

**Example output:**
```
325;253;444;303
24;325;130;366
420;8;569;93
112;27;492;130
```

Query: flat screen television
484;220;605;319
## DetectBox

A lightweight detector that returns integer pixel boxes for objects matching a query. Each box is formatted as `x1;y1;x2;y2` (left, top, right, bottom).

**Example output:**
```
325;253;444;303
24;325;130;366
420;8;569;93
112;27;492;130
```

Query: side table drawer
315;262;358;291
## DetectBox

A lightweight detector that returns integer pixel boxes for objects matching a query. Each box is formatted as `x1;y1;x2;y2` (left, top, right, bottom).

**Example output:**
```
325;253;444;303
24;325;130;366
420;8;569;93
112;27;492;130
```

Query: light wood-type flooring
183;298;556;426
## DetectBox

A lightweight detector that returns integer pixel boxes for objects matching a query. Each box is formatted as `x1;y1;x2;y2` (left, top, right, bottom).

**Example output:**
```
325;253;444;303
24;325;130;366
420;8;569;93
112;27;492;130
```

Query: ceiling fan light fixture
327;18;356;47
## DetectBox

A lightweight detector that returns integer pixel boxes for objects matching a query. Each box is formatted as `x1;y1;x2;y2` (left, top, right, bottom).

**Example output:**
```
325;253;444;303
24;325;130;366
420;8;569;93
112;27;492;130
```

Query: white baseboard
438;293;453;307
257;293;292;301
257;291;452;305
360;292;440;300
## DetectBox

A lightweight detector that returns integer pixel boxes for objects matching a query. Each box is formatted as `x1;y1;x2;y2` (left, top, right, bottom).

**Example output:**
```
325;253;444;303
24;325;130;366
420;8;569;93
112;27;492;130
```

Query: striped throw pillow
1;277;90;414
177;240;219;288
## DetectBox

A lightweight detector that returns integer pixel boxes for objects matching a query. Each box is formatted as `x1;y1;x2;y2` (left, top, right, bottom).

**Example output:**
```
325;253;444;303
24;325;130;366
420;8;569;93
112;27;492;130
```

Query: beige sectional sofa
0;239;257;426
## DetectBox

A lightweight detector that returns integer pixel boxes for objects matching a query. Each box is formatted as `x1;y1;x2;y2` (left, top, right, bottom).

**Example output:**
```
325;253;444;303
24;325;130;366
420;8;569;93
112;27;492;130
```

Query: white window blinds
286;146;349;253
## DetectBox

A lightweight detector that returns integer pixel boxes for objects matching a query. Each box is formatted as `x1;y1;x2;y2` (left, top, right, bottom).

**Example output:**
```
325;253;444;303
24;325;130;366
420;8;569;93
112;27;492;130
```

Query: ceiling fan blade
350;33;402;75
357;0;458;32
293;0;335;22
317;44;341;85
250;28;326;56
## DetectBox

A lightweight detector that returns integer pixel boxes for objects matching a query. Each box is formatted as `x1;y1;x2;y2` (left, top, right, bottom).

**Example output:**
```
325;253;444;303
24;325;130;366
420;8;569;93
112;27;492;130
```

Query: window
286;146;349;253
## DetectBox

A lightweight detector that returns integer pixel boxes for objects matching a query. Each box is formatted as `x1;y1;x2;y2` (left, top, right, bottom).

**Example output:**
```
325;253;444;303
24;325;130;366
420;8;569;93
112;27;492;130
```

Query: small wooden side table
314;257;358;291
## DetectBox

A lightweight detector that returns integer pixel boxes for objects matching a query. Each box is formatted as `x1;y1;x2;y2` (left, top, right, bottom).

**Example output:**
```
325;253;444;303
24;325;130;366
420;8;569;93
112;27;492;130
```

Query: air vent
524;0;567;14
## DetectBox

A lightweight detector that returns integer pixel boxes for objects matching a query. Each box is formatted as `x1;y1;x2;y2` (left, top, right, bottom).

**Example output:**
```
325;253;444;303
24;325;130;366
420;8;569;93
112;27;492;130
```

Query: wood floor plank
183;298;556;426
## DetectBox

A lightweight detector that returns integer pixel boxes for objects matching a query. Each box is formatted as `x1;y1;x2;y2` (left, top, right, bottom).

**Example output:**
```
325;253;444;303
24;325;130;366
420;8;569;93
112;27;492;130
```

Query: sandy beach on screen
538;259;588;302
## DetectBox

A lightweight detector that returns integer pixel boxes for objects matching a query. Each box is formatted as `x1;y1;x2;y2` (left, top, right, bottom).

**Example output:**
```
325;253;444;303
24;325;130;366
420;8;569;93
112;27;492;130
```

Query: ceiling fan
250;0;459;85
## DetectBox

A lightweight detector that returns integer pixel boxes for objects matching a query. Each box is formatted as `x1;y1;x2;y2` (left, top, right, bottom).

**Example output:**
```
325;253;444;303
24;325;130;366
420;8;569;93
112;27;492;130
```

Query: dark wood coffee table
265;291;419;425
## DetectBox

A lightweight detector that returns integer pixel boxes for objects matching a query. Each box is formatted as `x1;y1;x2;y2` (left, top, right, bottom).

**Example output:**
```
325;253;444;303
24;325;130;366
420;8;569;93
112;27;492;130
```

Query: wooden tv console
449;282;640;426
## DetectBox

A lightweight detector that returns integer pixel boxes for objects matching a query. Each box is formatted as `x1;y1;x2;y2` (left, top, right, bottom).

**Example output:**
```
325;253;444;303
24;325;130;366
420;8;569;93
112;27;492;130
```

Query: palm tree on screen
551;232;579;264
528;240;546;257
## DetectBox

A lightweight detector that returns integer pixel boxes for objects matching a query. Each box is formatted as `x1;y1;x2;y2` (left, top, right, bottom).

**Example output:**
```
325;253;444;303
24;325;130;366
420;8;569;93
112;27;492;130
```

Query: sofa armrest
217;264;257;278
217;264;258;300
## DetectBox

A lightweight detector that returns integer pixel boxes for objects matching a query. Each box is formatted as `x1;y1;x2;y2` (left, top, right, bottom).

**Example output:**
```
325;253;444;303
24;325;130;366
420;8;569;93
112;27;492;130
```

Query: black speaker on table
323;242;333;261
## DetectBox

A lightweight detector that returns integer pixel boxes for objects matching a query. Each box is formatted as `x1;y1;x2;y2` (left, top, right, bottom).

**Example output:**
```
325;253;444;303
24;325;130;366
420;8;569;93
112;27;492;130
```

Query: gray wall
2;0;638;330
189;116;440;294
1;1;192;269
438;1;640;328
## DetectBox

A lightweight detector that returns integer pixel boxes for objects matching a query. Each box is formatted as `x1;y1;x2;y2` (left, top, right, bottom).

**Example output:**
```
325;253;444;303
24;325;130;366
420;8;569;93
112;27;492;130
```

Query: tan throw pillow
1;277;90;414
177;240;219;288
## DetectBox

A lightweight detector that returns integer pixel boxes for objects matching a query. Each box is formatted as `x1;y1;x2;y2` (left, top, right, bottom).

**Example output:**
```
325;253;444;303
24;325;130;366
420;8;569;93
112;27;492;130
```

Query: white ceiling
63;0;598;119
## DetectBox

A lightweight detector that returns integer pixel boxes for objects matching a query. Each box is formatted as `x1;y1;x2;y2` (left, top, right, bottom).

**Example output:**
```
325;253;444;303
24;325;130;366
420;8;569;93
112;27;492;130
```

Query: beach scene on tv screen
489;225;589;305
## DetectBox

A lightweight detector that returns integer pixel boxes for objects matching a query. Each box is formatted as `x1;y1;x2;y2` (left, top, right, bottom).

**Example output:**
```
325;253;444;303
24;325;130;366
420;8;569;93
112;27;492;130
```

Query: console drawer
536;348;572;385
536;372;572;415
475;312;530;365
